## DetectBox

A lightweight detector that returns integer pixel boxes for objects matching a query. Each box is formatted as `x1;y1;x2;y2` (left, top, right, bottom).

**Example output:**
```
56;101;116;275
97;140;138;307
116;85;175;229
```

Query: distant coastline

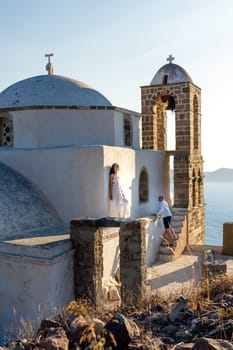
204;168;233;182
170;168;233;182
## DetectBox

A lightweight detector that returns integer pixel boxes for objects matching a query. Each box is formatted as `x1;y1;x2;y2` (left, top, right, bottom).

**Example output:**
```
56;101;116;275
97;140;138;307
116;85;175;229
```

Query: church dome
150;62;193;85
0;75;112;109
0;162;63;240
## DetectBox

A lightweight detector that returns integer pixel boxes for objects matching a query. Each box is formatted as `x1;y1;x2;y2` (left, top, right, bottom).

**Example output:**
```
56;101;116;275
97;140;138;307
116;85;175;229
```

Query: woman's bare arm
109;174;113;200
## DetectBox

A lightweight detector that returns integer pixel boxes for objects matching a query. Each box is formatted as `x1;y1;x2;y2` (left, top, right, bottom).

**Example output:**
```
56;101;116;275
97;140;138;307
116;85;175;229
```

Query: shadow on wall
147;219;164;265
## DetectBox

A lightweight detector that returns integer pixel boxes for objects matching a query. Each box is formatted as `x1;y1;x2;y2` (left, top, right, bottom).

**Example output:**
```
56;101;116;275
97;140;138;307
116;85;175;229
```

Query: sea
205;181;233;245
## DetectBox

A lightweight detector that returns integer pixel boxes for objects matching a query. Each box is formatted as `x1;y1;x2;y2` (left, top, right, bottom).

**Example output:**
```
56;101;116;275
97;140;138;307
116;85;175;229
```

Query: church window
0;115;13;147
139;168;149;202
123;114;132;146
163;74;168;84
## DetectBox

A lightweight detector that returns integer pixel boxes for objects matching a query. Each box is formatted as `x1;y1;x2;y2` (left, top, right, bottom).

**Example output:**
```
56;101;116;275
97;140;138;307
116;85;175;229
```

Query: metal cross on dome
45;53;54;63
167;54;175;64
45;53;54;75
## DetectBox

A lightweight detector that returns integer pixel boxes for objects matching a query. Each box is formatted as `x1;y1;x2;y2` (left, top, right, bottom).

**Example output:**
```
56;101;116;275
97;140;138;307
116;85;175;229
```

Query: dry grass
64;298;96;317
5;272;233;346
150;273;233;315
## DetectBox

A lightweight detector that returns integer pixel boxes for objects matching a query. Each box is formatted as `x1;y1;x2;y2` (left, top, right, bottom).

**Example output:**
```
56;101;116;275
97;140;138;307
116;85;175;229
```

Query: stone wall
70;218;150;308
223;222;233;255
70;218;107;309
119;220;149;306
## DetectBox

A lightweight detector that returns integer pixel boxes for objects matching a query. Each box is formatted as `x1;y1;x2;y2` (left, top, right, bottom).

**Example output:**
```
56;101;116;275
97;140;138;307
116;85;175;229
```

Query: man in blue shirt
156;194;175;246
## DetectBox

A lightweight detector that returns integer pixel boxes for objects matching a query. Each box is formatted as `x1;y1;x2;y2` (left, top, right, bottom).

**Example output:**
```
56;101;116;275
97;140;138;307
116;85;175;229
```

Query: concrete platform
147;245;233;295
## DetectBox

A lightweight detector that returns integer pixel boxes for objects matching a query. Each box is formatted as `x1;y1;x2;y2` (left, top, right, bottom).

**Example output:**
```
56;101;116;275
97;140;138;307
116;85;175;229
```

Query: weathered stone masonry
70;218;149;308
141;80;205;245
70;218;105;309
119;219;148;306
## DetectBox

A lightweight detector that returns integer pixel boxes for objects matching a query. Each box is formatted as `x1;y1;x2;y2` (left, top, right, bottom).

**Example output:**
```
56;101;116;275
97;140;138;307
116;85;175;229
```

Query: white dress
109;175;129;218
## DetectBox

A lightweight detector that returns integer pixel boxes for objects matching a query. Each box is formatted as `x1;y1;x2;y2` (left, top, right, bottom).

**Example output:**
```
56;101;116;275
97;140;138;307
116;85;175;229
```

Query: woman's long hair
109;163;119;175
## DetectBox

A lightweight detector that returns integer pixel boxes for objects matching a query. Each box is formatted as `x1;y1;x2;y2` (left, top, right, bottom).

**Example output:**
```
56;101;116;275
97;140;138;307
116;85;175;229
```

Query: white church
0;54;204;341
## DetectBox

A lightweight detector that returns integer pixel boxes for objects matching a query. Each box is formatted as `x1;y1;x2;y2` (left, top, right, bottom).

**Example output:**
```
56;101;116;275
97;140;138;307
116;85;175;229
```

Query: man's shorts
163;216;171;229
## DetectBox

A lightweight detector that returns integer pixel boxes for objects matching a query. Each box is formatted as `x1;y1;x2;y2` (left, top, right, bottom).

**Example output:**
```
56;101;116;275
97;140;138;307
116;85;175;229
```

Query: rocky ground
3;274;233;350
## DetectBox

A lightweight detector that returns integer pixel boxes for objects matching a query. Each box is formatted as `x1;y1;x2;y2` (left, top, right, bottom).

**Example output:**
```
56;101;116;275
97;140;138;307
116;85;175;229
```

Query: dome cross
167;54;175;64
45;53;54;75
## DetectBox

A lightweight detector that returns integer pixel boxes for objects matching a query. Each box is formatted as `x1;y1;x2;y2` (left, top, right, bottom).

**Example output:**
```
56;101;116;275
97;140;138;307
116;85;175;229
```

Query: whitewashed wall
0;239;74;343
11;108;140;149
103;146;166;218
0;145;166;223
146;219;164;265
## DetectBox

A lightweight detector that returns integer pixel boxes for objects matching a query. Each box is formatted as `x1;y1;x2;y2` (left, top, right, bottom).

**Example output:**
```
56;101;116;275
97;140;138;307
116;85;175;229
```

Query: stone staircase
157;208;188;262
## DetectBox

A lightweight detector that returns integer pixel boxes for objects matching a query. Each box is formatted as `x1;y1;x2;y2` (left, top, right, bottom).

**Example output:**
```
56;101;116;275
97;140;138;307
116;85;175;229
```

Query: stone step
157;211;187;262
157;253;177;262
172;208;188;213
171;226;182;234
172;215;184;222
159;245;176;255
172;221;182;227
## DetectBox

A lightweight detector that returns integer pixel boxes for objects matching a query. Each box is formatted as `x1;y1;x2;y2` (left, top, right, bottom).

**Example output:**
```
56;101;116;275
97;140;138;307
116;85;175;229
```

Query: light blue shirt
157;200;172;218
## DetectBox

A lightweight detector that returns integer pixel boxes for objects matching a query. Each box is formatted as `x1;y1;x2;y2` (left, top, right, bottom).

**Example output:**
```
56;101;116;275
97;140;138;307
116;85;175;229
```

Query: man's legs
163;216;174;245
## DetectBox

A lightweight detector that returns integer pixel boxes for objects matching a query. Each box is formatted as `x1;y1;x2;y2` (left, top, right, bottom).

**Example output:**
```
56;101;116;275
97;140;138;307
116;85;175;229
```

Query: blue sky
0;0;233;171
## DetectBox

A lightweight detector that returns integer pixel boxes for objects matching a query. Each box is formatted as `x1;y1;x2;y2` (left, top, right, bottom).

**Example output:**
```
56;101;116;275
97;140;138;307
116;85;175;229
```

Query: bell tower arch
141;56;205;244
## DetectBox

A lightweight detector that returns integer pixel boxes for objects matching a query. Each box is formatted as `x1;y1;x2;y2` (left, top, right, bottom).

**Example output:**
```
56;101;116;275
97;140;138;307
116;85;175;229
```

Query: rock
214;293;233;308
67;314;96;345
37;327;69;350
108;286;121;302
104;312;137;349
206;319;233;339
190;318;199;333
168;297;188;323
5;341;25;350
102;276;121;302
193;337;233;350
172;342;194;350
161;324;178;336
201;249;227;278
174;329;193;340
203;249;214;262
129;337;165;350
37;319;62;335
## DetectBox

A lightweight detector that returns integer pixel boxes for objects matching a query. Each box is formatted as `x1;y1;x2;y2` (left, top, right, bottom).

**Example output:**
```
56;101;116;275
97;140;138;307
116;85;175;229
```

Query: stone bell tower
141;55;205;244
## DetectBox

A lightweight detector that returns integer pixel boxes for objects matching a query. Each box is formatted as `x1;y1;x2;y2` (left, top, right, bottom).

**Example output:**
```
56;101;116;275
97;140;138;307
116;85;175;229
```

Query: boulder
37;327;68;350
193;337;233;350
67;314;96;345
168;297;188;323
104;312;138;349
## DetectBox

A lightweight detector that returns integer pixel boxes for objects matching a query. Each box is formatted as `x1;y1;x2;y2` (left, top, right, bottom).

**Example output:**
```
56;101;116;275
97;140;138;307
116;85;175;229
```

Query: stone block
223;222;233;255
201;260;227;278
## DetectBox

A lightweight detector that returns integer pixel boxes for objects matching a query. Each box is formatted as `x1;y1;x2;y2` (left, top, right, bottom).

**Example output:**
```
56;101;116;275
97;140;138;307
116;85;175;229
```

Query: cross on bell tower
166;54;175;64
141;56;205;245
45;53;54;75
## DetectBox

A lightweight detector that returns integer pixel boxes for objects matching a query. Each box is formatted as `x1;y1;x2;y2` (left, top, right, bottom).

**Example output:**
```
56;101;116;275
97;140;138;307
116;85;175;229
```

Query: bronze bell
166;96;176;111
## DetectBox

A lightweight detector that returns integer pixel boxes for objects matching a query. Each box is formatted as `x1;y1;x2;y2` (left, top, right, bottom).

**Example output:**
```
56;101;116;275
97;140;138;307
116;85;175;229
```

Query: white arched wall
0;145;166;223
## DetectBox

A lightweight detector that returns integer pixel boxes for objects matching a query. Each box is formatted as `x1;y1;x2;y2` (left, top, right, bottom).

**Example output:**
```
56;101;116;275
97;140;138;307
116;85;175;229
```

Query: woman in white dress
108;163;129;218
